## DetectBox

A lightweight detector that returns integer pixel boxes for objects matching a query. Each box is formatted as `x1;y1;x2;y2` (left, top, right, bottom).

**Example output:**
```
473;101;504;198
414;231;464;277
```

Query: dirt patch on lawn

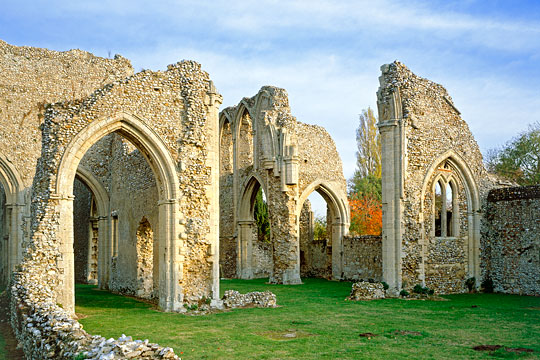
359;332;378;338
473;345;534;354
0;292;25;359
473;345;502;351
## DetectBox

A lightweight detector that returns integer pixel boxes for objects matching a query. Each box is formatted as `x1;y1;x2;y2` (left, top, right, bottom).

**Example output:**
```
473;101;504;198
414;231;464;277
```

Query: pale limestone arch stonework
0;152;28;286
377;61;495;295
54;112;183;313
219;86;349;284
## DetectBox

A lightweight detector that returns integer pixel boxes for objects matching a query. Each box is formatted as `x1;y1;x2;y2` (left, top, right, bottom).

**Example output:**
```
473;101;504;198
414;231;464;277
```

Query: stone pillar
331;221;345;280
97;215;109;289
237;220;254;279
268;188;302;285
7;203;25;276
158;199;182;312
205;84;222;306
55;195;76;314
378;118;403;295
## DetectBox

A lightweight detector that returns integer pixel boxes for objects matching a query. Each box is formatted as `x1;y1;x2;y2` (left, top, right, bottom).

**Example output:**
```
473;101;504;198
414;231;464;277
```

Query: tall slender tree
355;107;381;179
348;107;383;235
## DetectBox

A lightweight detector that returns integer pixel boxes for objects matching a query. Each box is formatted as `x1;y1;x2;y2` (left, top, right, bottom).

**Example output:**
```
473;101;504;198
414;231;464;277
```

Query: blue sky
2;0;540;214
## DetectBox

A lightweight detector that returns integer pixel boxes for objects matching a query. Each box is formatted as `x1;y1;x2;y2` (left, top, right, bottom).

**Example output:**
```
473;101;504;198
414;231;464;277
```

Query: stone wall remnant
483;185;540;295
376;61;497;295
0;40;221;359
219;86;350;284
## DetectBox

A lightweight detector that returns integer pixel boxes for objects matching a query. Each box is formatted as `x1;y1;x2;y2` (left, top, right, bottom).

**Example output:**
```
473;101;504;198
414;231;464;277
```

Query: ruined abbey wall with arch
218;87;350;284
0;40;538;358
376;61;538;296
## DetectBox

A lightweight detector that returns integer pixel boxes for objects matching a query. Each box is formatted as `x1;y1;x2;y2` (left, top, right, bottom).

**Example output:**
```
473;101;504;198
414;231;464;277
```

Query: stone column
158;199;182;312
237;220;254;279
378;118;403;295
7;203;25;276
205;84;222;306
55;195;76;314
97;215;109;289
331;221;346;280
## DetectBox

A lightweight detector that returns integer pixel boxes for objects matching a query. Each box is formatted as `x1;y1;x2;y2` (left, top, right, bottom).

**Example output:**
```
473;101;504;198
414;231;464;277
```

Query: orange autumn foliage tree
349;192;382;236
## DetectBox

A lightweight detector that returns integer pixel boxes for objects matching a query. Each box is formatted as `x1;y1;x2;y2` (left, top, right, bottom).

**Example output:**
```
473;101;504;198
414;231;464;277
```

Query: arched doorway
54;113;181;313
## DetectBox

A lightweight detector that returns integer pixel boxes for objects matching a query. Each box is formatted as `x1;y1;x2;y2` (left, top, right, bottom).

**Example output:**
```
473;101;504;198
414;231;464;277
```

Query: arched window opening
434;181;443;237
446;183;453;237
238;110;254;171
433;176;458;238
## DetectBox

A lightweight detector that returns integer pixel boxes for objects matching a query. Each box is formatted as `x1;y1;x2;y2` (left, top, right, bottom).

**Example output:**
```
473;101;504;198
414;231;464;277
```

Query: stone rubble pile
11;272;180;359
348;281;385;301
222;290;277;308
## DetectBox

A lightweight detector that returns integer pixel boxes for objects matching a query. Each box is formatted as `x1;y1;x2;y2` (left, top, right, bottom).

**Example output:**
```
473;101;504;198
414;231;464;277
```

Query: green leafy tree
313;214;327;240
486;122;540;185
254;188;270;242
348;173;382;201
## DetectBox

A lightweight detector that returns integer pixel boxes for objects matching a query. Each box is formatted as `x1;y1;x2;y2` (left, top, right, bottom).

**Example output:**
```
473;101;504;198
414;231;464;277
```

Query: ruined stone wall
0;40;133;188
377;61;496;294
219;86;349;283
296;123;347;196
10;54;220;358
342;235;382;281
483;186;540;295
219;120;235;277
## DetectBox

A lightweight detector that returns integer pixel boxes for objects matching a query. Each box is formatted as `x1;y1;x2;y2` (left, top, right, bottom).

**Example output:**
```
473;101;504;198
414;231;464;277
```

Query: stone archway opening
54;114;181;313
298;182;349;281
299;190;333;279
237;177;272;279
71;132;161;304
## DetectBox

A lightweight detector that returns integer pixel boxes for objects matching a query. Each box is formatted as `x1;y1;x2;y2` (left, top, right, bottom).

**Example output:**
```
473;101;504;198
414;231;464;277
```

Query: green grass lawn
76;279;540;359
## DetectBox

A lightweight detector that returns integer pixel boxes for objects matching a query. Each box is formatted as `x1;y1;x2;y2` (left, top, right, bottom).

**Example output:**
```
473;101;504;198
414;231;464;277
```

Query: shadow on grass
75;284;153;310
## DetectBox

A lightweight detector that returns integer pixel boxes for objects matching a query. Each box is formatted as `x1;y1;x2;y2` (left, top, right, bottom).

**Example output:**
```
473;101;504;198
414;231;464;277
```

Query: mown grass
76;279;540;359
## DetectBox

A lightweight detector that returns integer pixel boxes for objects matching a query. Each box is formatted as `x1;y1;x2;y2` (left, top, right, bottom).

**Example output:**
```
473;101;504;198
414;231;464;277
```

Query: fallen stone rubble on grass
222;290;277;308
348;281;385;301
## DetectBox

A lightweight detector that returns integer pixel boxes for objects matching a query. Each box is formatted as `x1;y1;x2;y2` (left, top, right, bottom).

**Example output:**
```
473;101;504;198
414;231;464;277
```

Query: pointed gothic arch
420;150;481;289
298;180;350;280
54;112;181;313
